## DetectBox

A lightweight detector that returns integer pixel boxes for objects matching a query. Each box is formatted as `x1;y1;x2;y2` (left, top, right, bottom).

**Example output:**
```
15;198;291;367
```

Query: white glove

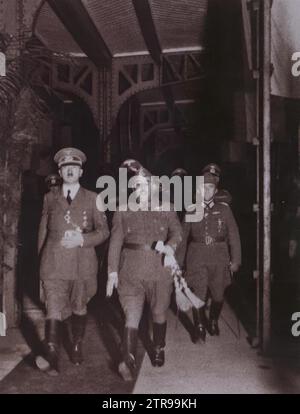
163;254;177;269
163;244;175;256
154;241;174;256
106;272;118;297
229;262;240;273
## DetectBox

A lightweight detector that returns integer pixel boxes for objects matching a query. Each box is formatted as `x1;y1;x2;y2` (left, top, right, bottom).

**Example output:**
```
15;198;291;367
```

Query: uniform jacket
38;186;109;281
177;201;241;271
214;189;232;206
108;207;182;281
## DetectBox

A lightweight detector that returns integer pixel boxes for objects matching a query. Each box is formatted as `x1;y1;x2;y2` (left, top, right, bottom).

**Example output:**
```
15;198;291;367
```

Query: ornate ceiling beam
132;0;161;65
47;0;112;68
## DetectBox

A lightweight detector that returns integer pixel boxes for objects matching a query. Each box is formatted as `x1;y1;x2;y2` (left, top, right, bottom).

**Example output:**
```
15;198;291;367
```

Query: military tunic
177;201;241;302
108;207;182;328
38;187;109;320
214;189;232;206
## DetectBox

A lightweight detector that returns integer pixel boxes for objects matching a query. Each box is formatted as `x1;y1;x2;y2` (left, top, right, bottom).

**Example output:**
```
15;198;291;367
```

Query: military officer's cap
54;147;87;168
204;172;218;185
171;168;188;177
202;163;221;177
121;159;153;187
121;158;151;179
45;174;62;187
120;159;143;174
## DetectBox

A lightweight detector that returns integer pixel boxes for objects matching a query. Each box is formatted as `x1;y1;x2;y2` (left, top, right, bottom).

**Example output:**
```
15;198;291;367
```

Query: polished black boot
191;307;206;343
152;322;167;367
71;314;86;365
36;319;61;375
208;301;223;336
118;327;138;381
62;316;73;357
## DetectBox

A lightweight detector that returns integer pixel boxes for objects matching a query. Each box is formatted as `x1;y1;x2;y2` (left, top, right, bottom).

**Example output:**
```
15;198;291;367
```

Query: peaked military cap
171;168;188;177
45;174;62;188
120;159;153;188
120;159;143;174
54;147;87;168
202;163;221;177
204;172;218;185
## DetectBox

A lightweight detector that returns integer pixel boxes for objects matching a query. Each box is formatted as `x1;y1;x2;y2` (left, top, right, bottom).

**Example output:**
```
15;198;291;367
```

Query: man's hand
163;254;177;269
106;272;118;297
289;240;297;259
229;262;240;273
61;230;84;249
163;245;175;256
154;241;174;256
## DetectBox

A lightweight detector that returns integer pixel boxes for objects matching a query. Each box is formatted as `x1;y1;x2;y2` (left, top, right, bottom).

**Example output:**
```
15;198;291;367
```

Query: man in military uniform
37;147;109;374
45;173;62;195
202;163;232;206
106;160;182;381
177;172;241;342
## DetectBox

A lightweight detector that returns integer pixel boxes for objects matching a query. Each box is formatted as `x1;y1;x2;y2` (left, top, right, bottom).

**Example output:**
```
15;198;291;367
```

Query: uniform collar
204;199;215;209
62;183;80;199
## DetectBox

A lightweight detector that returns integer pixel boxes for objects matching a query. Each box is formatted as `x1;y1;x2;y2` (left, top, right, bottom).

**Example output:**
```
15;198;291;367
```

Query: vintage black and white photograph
0;0;300;396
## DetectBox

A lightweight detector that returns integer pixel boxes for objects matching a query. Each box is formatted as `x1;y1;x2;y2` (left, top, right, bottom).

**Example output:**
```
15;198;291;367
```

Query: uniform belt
192;238;225;246
48;229;91;241
123;242;158;251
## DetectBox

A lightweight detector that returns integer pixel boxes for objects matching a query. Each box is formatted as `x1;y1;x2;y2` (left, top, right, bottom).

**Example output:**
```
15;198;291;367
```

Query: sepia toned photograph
0;0;300;397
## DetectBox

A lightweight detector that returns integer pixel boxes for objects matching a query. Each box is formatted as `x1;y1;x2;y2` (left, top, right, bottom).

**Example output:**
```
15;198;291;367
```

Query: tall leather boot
71;314;86;365
62;316;73;358
152;322;167;367
191;307;206;343
36;319;61;375
118;327;138;382
208;301;223;336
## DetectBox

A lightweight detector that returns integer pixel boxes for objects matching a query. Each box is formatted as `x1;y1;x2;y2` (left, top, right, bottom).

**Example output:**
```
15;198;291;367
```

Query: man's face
204;183;217;201
59;165;82;184
134;178;151;203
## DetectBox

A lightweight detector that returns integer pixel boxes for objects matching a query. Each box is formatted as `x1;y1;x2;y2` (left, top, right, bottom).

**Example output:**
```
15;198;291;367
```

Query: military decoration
64;210;71;224
82;211;88;229
64;210;82;233
217;218;223;233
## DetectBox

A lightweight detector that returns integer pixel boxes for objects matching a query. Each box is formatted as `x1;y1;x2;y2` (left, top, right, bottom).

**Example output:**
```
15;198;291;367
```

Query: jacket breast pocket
153;217;167;237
